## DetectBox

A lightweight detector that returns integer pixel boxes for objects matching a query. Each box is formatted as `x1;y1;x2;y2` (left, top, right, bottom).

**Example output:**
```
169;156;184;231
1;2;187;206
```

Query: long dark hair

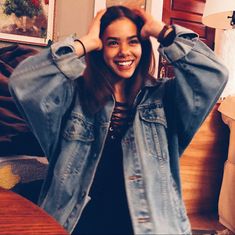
79;5;155;114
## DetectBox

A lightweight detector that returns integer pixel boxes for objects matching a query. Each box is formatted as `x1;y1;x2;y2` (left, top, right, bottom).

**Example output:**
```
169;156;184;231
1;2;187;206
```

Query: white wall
150;0;163;76
54;0;93;41
215;29;235;97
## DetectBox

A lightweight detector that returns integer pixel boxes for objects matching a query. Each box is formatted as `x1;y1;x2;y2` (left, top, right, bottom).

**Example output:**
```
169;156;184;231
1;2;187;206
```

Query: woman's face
102;17;142;79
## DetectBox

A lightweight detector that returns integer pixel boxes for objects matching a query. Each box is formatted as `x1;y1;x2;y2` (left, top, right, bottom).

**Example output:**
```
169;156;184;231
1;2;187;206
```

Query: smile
115;60;134;67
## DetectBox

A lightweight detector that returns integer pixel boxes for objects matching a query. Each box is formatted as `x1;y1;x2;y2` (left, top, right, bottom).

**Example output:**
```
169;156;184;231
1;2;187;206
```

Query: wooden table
0;187;69;235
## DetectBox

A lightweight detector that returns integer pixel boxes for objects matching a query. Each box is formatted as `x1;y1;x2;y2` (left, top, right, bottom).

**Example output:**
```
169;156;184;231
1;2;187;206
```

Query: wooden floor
180;103;229;215
189;213;226;234
179;103;230;235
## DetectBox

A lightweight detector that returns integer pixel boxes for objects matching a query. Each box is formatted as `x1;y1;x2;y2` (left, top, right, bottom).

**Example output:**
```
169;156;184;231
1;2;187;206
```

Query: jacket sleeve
159;25;229;155
9;36;86;159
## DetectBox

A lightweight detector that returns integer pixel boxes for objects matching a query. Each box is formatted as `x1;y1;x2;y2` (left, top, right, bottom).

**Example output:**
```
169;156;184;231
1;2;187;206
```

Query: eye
107;40;119;47
129;38;140;45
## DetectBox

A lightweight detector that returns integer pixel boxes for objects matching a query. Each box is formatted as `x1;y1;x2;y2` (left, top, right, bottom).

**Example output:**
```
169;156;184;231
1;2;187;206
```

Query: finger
94;9;106;21
88;9;106;31
132;8;148;21
140;29;150;40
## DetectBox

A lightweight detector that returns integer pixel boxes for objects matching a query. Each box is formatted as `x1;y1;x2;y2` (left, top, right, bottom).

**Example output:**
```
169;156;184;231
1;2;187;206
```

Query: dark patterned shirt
73;101;134;235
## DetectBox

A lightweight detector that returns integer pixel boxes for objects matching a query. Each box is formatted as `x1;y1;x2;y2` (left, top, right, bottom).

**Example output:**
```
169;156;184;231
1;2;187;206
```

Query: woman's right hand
74;10;105;56
87;10;105;50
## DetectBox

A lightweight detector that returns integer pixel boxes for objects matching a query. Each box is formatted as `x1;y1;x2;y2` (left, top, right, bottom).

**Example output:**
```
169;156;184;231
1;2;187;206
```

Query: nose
118;42;129;56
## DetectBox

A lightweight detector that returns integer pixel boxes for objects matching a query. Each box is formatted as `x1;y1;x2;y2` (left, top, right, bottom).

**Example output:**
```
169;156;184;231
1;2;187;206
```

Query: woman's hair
79;5;155;114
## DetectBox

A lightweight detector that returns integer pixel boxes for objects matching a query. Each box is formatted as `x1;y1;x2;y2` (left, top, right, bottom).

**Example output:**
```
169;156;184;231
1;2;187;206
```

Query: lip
114;60;134;69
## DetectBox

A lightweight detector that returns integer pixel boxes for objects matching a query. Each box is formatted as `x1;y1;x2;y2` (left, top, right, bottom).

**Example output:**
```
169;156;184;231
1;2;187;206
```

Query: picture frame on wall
0;0;55;46
94;0;152;16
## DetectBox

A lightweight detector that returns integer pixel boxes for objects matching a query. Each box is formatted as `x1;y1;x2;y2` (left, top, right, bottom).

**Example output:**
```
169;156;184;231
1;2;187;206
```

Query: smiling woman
8;5;228;235
102;18;142;82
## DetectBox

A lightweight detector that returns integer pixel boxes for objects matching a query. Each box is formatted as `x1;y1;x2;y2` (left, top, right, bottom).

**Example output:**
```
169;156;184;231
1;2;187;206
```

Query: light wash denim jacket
9;25;228;234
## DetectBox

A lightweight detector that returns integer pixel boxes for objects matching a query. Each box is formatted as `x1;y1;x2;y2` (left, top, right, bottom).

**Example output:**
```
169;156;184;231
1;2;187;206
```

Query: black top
73;102;134;235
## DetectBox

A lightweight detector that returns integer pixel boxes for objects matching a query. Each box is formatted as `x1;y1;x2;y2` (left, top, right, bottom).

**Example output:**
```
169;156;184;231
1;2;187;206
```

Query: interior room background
0;0;234;233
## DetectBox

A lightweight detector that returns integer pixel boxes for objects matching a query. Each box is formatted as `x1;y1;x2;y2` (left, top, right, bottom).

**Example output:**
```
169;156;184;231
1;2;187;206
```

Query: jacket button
128;175;142;180
137;217;150;223
81;191;86;199
54;96;60;104
78;191;86;203
64;221;68;229
93;153;97;159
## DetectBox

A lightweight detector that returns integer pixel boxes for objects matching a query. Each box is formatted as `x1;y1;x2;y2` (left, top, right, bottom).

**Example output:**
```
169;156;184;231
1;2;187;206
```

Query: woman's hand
74;10;105;56
132;8;165;40
86;9;105;50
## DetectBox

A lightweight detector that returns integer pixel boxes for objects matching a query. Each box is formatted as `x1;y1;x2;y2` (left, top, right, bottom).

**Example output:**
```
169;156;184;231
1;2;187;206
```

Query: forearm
161;25;228;152
74;35;100;56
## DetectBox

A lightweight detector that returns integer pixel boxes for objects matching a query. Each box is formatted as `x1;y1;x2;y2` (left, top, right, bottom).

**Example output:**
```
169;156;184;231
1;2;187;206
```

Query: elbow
202;61;229;103
8;67;21;99
207;62;229;103
8;78;24;109
8;66;24;101
8;56;34;103
9;67;20;91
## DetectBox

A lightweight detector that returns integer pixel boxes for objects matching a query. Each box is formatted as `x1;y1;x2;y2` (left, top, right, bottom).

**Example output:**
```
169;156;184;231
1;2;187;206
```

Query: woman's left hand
132;8;165;40
86;9;106;51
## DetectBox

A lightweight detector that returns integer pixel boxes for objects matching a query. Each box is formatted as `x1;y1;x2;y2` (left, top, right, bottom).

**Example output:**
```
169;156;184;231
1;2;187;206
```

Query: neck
113;80;126;103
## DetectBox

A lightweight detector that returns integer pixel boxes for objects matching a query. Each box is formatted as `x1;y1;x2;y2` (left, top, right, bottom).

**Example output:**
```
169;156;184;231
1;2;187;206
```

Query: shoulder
144;74;173;88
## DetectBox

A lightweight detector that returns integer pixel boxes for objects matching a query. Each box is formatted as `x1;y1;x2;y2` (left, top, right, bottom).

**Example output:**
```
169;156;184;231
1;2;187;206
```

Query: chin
108;65;136;80
115;70;135;79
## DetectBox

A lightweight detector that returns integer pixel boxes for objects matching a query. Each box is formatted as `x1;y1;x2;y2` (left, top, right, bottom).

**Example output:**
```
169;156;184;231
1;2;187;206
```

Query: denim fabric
9;25;228;234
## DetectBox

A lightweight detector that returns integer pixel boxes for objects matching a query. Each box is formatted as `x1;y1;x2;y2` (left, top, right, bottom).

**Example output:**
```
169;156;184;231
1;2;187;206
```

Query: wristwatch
157;24;176;47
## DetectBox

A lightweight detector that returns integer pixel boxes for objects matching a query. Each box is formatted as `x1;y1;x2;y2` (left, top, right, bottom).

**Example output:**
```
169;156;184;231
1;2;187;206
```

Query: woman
9;5;228;235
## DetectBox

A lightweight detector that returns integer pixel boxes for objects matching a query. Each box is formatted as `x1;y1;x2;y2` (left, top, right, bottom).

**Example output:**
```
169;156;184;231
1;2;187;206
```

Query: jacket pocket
138;102;168;160
59;112;94;176
50;112;95;211
139;103;167;127
63;112;94;142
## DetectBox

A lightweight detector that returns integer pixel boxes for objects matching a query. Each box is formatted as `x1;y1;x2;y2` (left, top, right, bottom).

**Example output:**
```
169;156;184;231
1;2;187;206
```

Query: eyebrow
106;35;139;41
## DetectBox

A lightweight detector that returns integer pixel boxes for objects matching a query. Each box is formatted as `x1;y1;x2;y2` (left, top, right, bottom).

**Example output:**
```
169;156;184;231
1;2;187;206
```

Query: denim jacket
9;25;228;234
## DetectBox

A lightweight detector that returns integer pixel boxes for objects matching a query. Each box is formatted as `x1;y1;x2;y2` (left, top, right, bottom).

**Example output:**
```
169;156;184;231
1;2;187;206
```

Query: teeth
116;61;132;66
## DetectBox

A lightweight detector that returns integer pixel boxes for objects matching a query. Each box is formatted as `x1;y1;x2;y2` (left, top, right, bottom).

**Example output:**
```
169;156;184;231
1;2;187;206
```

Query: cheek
103;49;115;65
